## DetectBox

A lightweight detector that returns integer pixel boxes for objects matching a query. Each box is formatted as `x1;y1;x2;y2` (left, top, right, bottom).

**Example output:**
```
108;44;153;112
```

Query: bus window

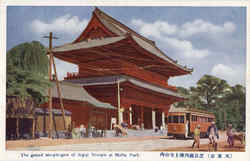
192;115;196;122
192;115;198;122
208;118;213;122
180;116;184;123
173;116;179;123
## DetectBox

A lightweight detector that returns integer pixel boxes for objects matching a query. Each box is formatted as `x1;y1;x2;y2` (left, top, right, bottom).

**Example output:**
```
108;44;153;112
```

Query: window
192;115;198;122
173;116;179;123
208;118;213;122
180;116;184;123
192;115;196;122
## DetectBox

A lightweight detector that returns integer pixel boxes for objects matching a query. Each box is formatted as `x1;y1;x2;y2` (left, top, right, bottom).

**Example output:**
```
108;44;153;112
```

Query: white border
0;1;249;161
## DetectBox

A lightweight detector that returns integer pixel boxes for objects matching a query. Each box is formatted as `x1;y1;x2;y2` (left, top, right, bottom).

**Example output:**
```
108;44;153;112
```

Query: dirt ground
6;135;163;150
156;140;245;152
6;131;245;152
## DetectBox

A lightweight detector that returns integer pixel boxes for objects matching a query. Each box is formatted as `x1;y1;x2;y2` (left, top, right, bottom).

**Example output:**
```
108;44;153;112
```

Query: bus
167;107;215;138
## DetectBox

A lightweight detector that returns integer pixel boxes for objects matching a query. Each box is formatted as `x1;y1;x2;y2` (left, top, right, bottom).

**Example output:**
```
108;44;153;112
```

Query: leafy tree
7;41;51;112
174;74;245;131
174;86;201;109
7;41;49;76
223;85;246;131
194;75;230;109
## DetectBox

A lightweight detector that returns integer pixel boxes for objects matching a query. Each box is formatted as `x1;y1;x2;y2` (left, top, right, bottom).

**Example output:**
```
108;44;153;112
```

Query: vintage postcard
0;0;249;161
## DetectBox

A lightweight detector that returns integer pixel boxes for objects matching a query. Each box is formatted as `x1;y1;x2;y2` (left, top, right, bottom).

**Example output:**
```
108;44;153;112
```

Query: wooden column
152;110;156;130
16;118;19;139
141;106;144;129
162;111;165;128
32;118;35;139
129;107;132;126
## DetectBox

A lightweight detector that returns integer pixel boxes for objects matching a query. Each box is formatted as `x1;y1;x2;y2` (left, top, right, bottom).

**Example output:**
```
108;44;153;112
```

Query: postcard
0;0;249;161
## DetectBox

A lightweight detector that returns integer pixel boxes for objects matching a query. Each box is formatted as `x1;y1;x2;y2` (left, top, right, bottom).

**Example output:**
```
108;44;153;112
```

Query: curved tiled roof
49;81;116;109
65;75;184;99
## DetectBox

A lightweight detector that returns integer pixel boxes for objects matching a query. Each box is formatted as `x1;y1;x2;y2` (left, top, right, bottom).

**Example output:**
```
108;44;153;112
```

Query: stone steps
105;129;167;138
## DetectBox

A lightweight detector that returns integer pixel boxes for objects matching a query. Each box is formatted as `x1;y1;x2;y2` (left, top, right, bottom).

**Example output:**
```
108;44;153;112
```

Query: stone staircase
105;129;167;138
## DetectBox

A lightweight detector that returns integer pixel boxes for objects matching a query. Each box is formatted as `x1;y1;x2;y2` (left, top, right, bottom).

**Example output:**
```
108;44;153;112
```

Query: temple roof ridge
93;7;156;46
92;7;193;72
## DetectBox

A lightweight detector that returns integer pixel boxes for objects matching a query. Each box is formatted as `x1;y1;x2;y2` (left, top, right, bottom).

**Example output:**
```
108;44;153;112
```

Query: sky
6;6;246;88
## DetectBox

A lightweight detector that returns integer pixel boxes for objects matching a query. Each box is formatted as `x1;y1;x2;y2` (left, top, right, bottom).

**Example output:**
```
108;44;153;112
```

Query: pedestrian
185;120;189;138
192;124;200;149
227;124;234;147
79;124;86;138
207;121;219;151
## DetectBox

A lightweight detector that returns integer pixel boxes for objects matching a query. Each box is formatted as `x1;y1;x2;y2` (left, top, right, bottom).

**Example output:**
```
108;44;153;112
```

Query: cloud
179;19;236;38
163;37;210;59
131;19;177;38
131;18;236;39
211;64;245;85
131;19;210;59
30;14;88;35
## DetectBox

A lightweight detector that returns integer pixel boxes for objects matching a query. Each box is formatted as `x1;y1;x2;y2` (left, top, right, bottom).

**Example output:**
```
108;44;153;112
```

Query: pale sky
7;6;246;88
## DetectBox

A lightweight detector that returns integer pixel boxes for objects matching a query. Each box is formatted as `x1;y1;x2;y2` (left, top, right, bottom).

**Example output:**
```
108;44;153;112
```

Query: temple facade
51;8;193;130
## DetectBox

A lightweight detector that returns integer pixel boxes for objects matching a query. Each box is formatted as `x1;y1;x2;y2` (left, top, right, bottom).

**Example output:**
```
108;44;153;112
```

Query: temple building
50;7;193;130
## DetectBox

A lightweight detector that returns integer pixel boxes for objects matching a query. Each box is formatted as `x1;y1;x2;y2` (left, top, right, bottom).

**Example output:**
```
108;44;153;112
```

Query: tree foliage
7;41;49;75
7;41;51;110
175;75;245;131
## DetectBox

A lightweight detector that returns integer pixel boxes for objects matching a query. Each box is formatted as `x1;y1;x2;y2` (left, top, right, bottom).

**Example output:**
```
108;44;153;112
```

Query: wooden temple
51;7;193;130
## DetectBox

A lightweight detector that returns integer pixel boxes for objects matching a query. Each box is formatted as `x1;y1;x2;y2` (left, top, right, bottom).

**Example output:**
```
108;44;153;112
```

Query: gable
74;13;117;43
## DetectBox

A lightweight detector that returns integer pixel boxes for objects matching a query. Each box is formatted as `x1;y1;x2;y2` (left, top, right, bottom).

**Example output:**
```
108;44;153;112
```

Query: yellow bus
167;107;215;138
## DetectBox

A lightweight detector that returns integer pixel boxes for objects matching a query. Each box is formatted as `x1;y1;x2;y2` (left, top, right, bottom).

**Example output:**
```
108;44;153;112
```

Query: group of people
192;121;235;150
68;124;86;139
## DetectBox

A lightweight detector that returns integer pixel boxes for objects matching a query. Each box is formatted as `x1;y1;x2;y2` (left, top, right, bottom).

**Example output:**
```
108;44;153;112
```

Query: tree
7;41;49;75
7;41;51;112
174;86;202;109
174;74;245;131
223;85;246;131
194;75;230;109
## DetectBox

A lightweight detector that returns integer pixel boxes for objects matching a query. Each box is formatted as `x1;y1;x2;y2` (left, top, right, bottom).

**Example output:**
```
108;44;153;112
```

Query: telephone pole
43;32;66;138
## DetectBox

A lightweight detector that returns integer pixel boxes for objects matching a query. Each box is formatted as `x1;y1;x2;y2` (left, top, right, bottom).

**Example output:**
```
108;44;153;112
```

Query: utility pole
43;32;66;138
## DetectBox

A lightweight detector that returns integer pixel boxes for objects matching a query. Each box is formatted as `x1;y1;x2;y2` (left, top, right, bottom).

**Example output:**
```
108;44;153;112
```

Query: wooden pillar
16;118;19;139
129;107;132;126
32;118;35;139
141;106;144;129
152;110;156;129
162;111;165;128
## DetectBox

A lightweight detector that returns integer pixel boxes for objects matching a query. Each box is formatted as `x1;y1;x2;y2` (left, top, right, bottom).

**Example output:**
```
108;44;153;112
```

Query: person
227;124;234;147
192;124;200;149
185;120;189;138
207;121;219;151
165;124;168;136
79;124;86;138
160;125;165;134
121;122;128;129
